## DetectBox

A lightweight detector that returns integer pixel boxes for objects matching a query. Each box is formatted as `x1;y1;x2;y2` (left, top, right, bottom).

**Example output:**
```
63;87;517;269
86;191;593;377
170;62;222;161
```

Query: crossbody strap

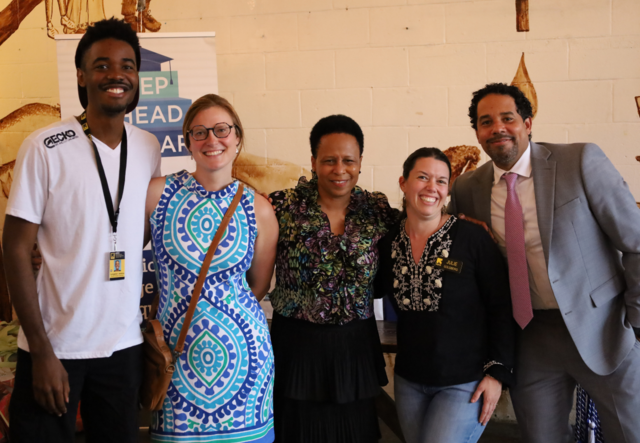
172;183;244;359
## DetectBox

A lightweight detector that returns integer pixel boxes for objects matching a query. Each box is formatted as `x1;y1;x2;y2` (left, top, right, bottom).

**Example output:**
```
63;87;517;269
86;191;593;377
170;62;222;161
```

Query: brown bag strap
172;183;244;359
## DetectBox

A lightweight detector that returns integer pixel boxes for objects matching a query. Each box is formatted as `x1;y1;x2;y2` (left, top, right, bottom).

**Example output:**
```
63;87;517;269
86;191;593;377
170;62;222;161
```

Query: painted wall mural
1;0;161;42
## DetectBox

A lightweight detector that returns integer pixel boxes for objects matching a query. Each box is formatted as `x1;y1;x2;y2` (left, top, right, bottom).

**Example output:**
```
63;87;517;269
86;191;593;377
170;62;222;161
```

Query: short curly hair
468;83;533;132
309;115;364;158
75;18;141;112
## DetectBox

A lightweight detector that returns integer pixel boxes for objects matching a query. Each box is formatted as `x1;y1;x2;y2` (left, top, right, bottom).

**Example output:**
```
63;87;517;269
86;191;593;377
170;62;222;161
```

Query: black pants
10;345;143;443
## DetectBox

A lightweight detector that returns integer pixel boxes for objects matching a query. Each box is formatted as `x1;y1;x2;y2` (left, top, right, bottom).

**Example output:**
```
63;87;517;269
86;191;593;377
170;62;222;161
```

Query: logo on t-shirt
43;130;77;149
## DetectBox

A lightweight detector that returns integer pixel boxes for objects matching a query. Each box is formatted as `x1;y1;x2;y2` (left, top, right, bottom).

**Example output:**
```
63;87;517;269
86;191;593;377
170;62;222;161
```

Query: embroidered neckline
391;216;456;311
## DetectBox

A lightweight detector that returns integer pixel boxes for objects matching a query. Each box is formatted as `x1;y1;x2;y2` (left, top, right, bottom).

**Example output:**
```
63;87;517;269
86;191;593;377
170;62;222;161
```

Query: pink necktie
503;173;533;329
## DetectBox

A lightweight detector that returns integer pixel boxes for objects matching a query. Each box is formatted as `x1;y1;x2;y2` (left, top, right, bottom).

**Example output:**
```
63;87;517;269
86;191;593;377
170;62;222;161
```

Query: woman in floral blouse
269;115;398;443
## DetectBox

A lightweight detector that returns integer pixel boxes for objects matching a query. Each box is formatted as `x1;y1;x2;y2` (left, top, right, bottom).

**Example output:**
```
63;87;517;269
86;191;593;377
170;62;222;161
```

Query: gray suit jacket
448;142;640;375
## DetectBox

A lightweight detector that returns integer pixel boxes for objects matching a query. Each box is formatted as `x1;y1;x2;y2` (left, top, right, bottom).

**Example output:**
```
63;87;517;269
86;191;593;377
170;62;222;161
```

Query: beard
484;136;521;169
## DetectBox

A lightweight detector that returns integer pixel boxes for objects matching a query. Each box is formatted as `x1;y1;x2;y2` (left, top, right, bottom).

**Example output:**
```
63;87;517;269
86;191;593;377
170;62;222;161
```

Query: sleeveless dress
149;171;275;443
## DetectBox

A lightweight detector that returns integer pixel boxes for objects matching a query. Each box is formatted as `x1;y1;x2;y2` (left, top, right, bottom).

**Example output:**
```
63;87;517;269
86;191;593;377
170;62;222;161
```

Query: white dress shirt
490;144;558;310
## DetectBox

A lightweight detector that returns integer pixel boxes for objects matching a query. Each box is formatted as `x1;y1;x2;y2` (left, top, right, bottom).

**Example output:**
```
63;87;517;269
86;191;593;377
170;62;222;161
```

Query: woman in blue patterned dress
144;94;279;443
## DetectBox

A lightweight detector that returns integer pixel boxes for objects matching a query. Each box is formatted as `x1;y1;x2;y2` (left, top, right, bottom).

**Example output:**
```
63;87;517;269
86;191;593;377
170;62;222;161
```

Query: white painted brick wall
336;47;409;88
369;5;445;47
266;51;335;90
1;0;639;203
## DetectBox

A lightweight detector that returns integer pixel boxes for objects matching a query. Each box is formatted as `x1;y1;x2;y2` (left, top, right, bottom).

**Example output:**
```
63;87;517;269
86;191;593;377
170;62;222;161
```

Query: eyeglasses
188;123;236;141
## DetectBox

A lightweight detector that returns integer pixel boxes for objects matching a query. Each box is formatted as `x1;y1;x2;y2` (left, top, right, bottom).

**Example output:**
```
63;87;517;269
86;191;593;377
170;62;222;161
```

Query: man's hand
31;351;69;416
31;244;42;272
458;213;496;243
470;375;502;426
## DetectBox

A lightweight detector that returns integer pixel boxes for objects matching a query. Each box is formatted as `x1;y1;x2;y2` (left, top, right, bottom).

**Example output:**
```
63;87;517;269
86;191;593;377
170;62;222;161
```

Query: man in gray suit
448;83;640;443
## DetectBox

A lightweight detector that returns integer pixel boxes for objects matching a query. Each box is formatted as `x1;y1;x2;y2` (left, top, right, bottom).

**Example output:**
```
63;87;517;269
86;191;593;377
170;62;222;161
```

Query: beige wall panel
370;5;445;47
0;28;56;64
373;87;447;126
358;165;374;192
448;85;478;127
21;63;59;99
266;128;313;168
243;129;268;163
218;54;266;92
334;0;406;8
612;0;640;36
533;81;613;125
487;40;569;83
301;89;372;127
569;36;640;81
613;80;640;123
527;0;610;39
298;9;369;50
0;66;24;99
408;0;475;3
234;91;301;128
215;0;333;16
446;0;526;44
162;18;231;54
361;126;409;166
266;51;335;90
336;47;408;88
230;14;298;53
373;165;403;206
410;44;486;87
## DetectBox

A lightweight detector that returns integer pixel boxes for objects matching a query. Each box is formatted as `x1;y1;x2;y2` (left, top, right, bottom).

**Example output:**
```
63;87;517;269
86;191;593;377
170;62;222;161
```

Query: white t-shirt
7;116;161;359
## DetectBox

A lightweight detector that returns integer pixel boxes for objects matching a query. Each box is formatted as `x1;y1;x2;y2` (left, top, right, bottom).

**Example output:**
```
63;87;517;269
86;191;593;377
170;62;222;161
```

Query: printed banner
55;32;218;321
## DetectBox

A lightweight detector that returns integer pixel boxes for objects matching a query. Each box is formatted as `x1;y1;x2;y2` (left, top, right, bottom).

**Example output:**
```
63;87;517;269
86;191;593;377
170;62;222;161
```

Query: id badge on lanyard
80;112;128;281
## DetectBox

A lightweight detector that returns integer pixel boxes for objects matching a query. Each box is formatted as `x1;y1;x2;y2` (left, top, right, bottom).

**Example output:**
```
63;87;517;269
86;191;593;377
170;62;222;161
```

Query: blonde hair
182;94;245;156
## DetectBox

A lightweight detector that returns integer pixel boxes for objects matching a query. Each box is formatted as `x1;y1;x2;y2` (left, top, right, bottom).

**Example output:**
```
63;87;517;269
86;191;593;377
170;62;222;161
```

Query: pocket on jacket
589;272;625;307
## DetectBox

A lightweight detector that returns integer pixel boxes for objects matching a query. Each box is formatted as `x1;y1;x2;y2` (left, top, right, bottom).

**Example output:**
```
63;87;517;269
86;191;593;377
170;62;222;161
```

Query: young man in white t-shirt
3;18;161;443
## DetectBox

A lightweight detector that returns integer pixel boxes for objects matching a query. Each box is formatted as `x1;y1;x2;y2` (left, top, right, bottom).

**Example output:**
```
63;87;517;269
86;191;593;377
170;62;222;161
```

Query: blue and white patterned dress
149;171;275;443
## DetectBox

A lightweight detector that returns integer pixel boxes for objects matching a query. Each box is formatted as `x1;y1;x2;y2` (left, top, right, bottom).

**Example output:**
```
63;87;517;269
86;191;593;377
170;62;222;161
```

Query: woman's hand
470;375;502;426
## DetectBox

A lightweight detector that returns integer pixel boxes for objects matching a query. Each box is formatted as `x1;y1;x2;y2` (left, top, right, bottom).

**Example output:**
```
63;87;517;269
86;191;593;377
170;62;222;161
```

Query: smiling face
311;133;362;202
188;106;239;175
400;157;450;222
77;38;138;116
475;93;532;171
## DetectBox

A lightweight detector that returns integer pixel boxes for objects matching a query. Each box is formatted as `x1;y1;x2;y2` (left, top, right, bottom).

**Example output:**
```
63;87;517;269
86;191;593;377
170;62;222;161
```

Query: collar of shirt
492;142;532;185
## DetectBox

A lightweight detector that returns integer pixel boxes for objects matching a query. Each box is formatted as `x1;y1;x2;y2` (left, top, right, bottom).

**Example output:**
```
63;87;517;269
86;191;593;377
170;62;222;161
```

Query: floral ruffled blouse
269;176;399;325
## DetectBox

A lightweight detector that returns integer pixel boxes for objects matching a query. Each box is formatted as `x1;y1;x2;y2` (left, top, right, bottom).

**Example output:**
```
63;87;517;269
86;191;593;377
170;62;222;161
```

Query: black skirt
271;312;388;443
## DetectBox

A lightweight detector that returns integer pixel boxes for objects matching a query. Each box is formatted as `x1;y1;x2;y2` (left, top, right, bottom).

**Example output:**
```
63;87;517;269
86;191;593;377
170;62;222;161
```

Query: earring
311;170;318;180
236;148;239;154
359;170;362;174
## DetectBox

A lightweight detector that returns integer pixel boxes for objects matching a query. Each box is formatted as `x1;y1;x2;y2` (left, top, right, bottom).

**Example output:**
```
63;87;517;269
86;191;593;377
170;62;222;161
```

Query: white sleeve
6;136;48;225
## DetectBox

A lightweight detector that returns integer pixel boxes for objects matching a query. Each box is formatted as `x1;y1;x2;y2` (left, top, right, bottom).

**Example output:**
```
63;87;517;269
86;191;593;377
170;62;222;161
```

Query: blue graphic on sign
126;47;192;158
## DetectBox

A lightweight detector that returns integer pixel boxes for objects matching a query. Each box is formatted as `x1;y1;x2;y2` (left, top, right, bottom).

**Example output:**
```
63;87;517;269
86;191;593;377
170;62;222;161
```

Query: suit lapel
531;142;556;264
471;162;494;229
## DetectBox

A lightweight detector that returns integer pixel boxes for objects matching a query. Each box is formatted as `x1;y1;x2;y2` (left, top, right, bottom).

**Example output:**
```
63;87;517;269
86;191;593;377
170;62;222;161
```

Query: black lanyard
79;112;127;235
